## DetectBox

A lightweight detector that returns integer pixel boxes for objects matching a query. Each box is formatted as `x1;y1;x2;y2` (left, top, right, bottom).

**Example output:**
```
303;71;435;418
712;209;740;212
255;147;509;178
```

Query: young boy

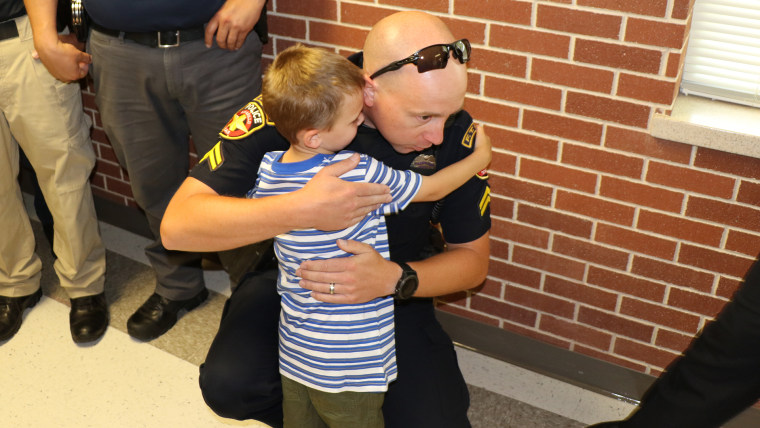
248;44;490;427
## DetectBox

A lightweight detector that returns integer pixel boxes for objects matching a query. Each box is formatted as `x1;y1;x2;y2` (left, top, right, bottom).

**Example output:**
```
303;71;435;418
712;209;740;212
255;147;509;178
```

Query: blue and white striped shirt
248;150;422;392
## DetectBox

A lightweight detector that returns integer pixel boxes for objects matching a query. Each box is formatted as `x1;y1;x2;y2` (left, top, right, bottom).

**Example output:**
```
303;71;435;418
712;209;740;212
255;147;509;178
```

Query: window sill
650;94;760;159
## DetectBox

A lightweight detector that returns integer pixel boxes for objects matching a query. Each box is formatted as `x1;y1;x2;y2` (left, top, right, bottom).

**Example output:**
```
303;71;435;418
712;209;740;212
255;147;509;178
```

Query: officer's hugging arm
161;95;288;252
435;110;491;245
163;93;392;253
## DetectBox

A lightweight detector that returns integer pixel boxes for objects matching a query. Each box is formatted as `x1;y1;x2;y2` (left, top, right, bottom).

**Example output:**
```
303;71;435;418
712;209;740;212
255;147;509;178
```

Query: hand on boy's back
298;238;398;304
300;153;391;232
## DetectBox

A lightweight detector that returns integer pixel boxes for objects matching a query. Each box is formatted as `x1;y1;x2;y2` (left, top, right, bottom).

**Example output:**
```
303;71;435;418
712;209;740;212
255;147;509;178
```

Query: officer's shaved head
360;11;468;153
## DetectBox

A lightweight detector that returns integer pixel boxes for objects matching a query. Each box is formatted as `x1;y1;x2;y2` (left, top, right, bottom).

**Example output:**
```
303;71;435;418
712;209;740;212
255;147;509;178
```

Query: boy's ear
303;129;322;149
295;128;321;149
363;74;376;107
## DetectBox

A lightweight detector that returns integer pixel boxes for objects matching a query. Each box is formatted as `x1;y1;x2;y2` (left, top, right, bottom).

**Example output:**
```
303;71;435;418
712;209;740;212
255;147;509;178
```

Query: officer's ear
363;74;376;107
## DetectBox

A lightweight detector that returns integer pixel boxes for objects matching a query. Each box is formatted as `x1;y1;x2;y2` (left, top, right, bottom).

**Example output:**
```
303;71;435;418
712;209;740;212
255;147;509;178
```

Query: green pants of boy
281;375;385;428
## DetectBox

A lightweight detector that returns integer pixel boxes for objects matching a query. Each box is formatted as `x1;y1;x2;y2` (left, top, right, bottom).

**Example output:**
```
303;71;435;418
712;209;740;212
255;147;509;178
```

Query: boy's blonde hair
262;45;365;144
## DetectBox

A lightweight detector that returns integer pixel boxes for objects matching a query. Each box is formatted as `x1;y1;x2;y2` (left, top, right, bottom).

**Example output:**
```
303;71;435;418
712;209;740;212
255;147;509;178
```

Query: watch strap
394;262;418;300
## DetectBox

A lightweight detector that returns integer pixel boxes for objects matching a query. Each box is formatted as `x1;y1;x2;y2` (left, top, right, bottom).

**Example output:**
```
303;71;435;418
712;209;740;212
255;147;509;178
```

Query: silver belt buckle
157;30;180;48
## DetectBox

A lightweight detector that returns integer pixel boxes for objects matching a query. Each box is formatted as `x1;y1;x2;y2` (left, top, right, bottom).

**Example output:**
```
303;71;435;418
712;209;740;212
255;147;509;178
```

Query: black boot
0;289;42;341
127;289;208;341
70;292;109;343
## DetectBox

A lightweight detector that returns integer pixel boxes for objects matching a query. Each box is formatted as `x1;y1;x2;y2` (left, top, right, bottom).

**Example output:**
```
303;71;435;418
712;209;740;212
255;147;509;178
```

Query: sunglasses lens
417;45;449;73
453;39;471;63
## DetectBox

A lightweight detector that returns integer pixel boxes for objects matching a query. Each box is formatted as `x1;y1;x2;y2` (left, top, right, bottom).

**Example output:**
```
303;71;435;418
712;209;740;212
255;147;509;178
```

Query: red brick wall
83;0;760;376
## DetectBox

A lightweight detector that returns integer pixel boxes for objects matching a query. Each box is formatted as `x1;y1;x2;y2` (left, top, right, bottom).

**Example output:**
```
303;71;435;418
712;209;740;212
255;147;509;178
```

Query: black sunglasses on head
370;39;471;80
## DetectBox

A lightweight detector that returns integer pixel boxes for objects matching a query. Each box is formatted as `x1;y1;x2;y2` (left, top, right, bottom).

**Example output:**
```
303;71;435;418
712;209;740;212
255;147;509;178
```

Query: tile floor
0;196;636;427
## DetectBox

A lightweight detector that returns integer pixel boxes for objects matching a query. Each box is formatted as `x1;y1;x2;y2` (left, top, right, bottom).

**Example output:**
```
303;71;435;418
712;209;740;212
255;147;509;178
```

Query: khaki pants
0;15;105;299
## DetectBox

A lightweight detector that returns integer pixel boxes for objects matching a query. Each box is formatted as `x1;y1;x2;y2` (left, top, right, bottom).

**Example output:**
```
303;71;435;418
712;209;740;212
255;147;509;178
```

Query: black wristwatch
394;262;419;300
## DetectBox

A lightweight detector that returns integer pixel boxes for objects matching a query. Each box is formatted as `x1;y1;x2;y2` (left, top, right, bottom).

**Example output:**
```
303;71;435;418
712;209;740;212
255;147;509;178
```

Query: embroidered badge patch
199;141;224;171
220;101;266;140
461;122;477;149
479;186;491;216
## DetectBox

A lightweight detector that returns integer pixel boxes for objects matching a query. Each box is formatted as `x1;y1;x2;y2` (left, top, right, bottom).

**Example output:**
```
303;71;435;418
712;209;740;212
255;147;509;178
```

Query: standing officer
1;0;108;344
80;0;268;341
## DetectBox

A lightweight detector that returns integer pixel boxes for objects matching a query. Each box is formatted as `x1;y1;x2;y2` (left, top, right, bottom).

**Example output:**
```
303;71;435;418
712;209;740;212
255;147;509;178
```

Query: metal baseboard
436;310;760;427
436;310;653;404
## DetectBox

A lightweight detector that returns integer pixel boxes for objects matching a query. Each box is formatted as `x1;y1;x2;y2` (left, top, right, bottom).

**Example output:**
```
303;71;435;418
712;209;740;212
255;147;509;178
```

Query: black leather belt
93;24;205;48
0;19;19;41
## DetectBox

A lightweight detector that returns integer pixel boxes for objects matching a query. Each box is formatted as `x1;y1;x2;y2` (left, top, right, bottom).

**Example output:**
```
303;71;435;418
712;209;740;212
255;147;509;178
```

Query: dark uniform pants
199;270;472;428
621;252;760;428
87;28;262;299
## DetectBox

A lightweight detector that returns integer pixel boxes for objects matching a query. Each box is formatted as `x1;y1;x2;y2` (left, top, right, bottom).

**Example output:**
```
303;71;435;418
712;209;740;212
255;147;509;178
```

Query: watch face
397;275;419;300
395;263;419;300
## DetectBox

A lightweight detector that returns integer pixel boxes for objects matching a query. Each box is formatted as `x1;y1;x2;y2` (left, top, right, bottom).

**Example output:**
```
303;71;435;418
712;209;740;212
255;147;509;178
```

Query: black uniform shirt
1;0;25;22
190;94;491;264
84;0;226;32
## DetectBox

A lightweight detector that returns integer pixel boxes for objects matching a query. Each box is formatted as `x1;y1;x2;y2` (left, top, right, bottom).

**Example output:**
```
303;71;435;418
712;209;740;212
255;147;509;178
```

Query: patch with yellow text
253;94;275;126
220;101;267;140
461;122;477;149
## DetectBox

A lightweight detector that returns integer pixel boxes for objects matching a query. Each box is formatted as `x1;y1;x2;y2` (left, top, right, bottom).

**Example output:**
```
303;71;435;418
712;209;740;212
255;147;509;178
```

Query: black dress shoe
0;288;42;341
127;289;209;341
70;292;109;343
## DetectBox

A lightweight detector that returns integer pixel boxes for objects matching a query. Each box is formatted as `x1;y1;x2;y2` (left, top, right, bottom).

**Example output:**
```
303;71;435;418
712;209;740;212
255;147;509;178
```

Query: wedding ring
329;282;335;295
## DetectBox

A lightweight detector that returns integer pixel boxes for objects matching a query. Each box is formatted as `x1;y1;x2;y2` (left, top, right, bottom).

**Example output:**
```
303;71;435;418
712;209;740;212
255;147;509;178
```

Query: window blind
681;0;760;108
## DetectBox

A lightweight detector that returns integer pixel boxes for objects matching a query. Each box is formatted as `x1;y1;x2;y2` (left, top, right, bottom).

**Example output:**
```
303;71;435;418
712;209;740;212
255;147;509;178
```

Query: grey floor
1;204;635;427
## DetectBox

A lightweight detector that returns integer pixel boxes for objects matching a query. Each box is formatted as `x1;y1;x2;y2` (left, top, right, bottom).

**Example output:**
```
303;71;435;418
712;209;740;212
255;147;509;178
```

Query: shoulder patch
199;141;225;171
479;186;491;216
220;101;267;140
461;122;477;149
254;94;275;126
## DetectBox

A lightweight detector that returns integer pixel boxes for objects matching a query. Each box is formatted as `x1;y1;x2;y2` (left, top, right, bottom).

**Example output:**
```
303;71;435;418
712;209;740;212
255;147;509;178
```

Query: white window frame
681;0;760;108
